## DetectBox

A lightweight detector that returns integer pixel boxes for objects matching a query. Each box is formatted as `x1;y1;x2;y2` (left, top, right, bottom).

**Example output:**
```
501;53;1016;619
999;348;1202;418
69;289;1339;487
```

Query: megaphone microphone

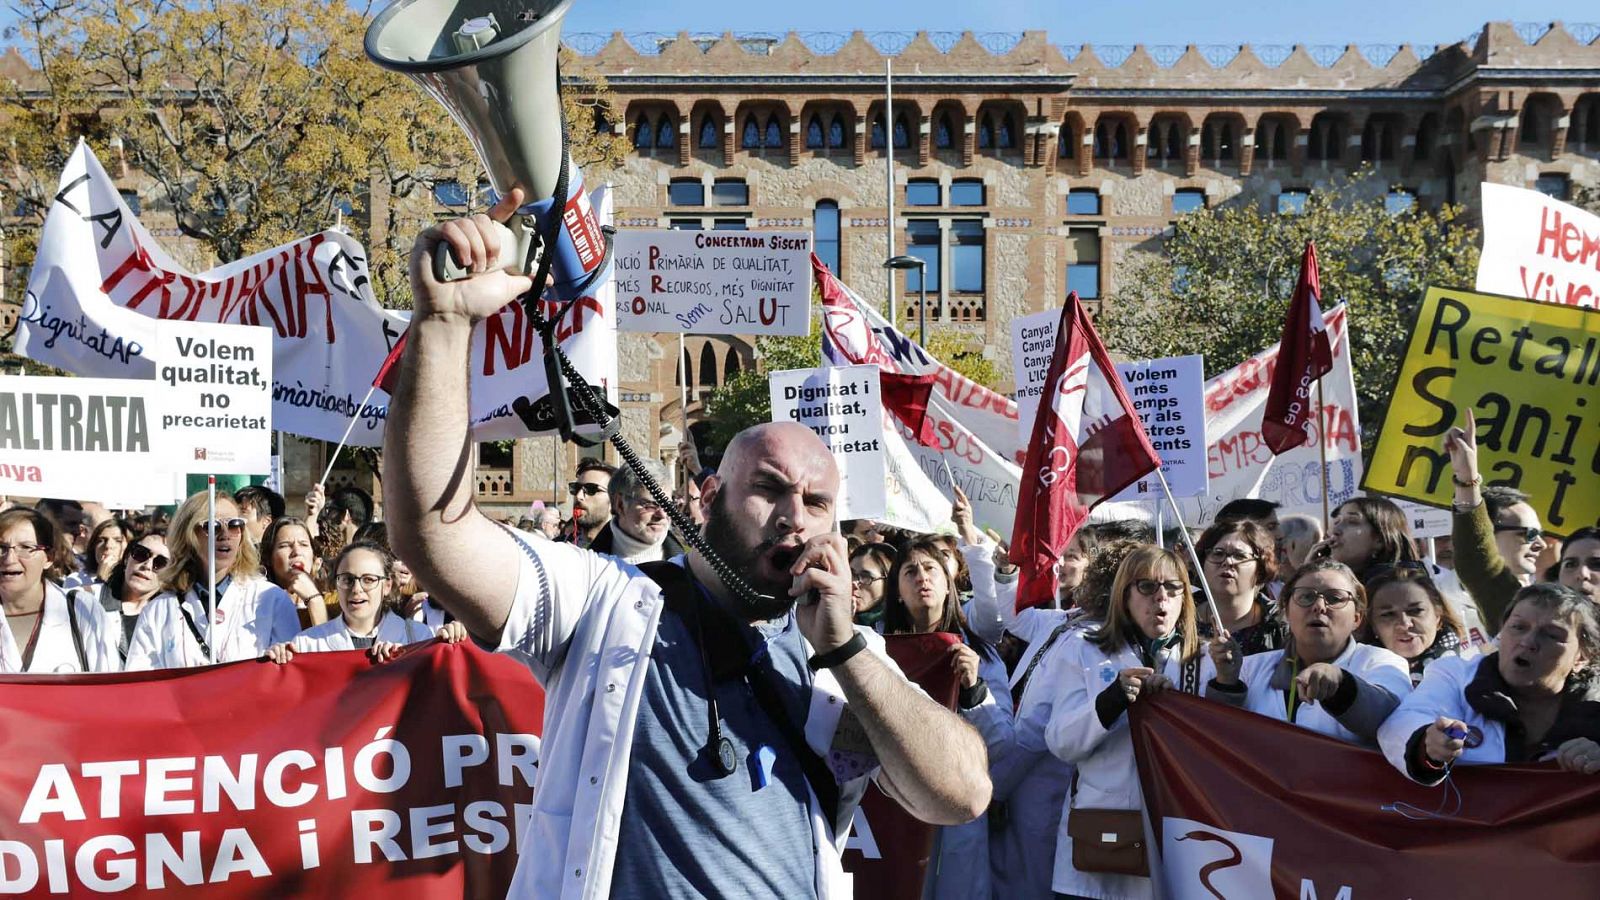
365;0;605;295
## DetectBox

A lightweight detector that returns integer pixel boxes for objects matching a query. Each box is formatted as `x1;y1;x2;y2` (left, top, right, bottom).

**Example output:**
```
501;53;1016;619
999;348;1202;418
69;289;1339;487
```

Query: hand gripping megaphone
365;0;606;297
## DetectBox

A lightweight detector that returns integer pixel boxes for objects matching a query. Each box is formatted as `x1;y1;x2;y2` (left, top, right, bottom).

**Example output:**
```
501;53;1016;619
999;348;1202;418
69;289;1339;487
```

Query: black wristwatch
808;633;868;671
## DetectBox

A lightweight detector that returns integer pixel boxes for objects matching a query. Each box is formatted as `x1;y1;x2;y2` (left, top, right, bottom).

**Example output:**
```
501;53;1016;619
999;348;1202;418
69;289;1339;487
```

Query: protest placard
1365;285;1600;535
1010;309;1059;441
614;229;812;336
1112;354;1208;500
1476;183;1600;309
768;365;886;520
0;375;173;505
152;320;273;475
1395;498;1453;539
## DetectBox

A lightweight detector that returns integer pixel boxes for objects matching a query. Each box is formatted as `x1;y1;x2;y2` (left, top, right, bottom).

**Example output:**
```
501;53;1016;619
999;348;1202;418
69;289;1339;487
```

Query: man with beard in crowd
567;457;616;549
384;194;990;898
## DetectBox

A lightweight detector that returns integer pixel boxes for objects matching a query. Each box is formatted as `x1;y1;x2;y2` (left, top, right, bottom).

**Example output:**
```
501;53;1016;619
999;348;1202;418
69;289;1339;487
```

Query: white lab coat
1222;639;1412;745
407;596;451;630
294;611;434;652
925;652;1011;900
1378;653;1523;781
125;575;299;669
74;582;144;672
0;582;112;673
1044;631;1217;899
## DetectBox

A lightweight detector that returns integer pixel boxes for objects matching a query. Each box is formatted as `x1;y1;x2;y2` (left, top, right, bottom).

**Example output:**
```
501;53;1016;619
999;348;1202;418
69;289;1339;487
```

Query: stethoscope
687;583;739;777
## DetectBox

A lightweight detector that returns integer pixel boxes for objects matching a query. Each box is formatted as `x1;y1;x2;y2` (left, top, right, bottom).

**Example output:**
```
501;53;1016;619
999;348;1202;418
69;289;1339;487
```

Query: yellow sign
1364;286;1600;536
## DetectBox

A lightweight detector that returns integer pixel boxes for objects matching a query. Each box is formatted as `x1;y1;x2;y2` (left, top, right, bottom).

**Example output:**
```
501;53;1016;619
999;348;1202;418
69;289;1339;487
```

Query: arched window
1058;123;1075;159
1309;116;1342;161
1219;122;1235;160
763;118;781;149
1519;105;1543;147
978;116;994;149
699;115;719;149
1414;114;1438;161
679;348;692;386
698;343;718;390
998;113;1016;150
806;114;825;149
828;116;846;148
814;200;841;276
633;114;653;149
724;349;743;379
870;113;886;149
741;117;760;149
1112;123;1128;159
1165;122;1182;160
935;113;954;149
1094;121;1110;158
656;117;675;149
893;114;910;150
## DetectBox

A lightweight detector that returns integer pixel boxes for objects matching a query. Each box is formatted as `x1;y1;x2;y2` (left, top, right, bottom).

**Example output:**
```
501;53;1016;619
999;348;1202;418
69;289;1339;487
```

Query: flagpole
318;383;378;492
1154;466;1223;632
884;58;897;324
1316;376;1330;532
206;475;218;666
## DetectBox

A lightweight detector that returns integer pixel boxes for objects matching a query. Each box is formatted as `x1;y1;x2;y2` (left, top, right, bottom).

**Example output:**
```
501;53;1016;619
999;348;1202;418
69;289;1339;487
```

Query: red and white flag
1261;241;1334;454
1012;293;1162;612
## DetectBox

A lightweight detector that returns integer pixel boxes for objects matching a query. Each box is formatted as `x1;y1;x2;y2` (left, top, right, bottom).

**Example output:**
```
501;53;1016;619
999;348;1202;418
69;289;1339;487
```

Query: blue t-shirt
611;599;820;899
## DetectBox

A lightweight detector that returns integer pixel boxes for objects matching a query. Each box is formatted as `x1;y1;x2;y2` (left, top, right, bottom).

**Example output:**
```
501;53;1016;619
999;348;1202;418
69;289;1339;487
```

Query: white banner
1113;354;1208;500
614;230;812;336
0;376;175;505
152;320;273;475
769;365;886;520
1010;308;1058;442
16;141;617;447
1476;182;1600;309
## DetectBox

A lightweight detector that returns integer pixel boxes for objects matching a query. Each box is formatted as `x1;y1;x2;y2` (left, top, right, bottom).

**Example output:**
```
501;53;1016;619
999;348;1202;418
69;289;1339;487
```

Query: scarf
606;521;667;565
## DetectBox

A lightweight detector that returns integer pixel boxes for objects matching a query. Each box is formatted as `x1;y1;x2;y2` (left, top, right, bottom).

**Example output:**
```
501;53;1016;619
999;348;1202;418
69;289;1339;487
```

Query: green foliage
1096;169;1480;452
925;329;1002;388
701;327;821;451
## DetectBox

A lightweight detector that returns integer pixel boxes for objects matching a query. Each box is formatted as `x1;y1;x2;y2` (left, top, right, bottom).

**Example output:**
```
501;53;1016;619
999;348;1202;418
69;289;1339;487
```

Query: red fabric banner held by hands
0;643;543;898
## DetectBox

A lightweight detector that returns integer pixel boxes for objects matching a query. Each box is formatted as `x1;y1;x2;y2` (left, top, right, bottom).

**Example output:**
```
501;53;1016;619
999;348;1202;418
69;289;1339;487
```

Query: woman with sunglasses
81;531;171;670
1360;565;1474;686
0;508;111;673
125;492;300;669
1043;545;1213;900
264;541;464;663
1207;559;1411;746
1379;582;1600;782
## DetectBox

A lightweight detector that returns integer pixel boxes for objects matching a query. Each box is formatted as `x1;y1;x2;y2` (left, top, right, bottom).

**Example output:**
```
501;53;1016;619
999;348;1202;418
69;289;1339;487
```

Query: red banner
1131;693;1600;899
841;633;962;899
0;643;543;897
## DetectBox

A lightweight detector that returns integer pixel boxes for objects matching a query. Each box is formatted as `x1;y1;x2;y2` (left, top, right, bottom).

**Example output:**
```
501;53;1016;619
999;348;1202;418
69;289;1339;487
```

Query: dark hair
0;508;73;583
261;517;317;588
352;521;390;551
1360;563;1466;645
1216;498;1281;526
884;536;991;656
106;529;169;601
87;517;138;560
1094;519;1155;544
1331;497;1418;574
850;541;897;574
1196;519;1279;588
332;539;397;609
1481;485;1532;523
234;485;286;522
576;457;617;479
1071;538;1140;620
327;486;374;528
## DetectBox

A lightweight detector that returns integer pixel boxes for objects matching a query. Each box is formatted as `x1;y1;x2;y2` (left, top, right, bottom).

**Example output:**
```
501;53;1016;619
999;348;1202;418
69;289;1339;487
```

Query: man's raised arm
384;194;535;645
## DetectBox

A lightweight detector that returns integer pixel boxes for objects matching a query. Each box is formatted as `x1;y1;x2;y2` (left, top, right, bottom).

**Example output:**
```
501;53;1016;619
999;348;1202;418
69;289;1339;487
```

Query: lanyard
1285;657;1300;722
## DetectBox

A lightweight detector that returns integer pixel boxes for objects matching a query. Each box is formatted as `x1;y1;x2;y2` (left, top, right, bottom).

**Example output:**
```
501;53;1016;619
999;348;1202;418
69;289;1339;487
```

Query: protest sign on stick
1364;285;1600;535
614;230;812;336
1010;309;1059;442
768;365;887;520
152;320;274;475
1111;355;1208;501
0;375;173;505
1476;182;1600;309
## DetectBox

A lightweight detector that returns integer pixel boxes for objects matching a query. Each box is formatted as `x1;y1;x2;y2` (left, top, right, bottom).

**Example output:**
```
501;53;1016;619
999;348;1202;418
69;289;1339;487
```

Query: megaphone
365;0;605;296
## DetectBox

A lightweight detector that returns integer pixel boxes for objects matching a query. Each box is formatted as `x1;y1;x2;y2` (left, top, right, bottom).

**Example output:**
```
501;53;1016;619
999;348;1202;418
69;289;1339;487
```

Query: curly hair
1069;537;1141;621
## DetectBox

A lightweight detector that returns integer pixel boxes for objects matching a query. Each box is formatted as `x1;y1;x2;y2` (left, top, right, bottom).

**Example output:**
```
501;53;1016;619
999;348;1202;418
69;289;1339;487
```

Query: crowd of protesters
0;406;1596;899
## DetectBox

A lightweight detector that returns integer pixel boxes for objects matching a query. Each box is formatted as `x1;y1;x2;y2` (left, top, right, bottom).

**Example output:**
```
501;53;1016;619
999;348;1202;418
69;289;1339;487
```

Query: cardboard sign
0;375;173;504
1364;285;1600;536
152;320;273;475
1113;355;1208;500
614;229;812;336
1476;183;1600;309
768;365;886;520
1010;309;1059;442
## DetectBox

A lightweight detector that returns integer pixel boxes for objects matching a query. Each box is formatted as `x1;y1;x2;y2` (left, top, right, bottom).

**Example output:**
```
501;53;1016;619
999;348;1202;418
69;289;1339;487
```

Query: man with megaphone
383;189;992;898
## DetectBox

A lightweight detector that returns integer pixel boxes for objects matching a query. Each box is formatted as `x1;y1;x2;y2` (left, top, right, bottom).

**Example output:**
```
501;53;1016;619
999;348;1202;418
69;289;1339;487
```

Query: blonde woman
125;492;299;669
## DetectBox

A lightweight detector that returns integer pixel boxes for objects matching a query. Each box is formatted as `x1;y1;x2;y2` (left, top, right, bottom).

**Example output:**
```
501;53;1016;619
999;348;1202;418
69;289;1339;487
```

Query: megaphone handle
431;218;531;283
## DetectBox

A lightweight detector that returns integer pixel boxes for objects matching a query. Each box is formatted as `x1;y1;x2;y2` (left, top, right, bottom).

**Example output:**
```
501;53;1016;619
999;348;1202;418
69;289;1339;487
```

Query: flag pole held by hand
1154;467;1223;632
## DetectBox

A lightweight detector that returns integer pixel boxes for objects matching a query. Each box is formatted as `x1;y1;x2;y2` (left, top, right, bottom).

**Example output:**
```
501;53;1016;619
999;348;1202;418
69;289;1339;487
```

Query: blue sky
558;1;1597;48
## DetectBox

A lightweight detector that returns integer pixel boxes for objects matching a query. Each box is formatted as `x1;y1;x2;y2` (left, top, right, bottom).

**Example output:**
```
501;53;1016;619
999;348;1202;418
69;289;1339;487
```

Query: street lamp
883;254;927;347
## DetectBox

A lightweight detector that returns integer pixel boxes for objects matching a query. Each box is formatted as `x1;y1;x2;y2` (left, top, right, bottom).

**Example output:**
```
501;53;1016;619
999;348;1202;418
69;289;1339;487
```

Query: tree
1096;169;1480;451
925;328;1002;388
701;328;821;451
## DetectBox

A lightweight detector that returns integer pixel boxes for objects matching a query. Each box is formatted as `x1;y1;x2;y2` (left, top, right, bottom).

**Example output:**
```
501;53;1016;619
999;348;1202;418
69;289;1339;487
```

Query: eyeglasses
1494;525;1544;545
628;496;663;514
852;572;886;588
194;518;246;535
0;542;45;559
568;482;607;497
334;573;388;591
1289;587;1357;609
1206;549;1260;567
127;543;171;570
1134;579;1186;597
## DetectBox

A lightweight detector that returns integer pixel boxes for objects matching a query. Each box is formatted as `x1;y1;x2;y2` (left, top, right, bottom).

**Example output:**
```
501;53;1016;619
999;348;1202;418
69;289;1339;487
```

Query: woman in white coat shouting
0;508;110;673
125;492;300;669
1045;544;1215;900
265;540;465;664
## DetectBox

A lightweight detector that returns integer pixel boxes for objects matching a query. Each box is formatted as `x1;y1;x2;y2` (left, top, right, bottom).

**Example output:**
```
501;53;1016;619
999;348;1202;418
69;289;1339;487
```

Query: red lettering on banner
1534;205;1600;270
563;191;603;273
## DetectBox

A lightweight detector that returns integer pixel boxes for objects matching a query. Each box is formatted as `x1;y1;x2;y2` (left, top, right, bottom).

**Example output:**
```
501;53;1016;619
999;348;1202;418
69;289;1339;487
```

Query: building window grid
1066;227;1101;300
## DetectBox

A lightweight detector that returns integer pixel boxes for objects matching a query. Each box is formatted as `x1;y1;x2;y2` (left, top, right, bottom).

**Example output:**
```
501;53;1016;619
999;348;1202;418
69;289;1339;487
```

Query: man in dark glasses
567;458;616;549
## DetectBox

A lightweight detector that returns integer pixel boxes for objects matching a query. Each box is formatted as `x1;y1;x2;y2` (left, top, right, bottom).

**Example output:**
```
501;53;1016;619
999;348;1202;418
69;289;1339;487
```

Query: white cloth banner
819;273;1021;534
1476;182;1600;309
16;141;616;446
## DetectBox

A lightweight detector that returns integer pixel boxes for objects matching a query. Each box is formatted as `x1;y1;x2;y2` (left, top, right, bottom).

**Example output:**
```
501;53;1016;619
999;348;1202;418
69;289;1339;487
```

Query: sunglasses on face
568;482;607;497
1289;587;1356;609
1494;525;1544;545
127;543;171;570
194;518;247;536
1134;579;1186;597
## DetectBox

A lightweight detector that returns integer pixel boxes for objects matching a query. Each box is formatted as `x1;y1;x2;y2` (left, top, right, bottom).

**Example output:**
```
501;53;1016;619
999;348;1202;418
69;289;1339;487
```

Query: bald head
719;422;839;496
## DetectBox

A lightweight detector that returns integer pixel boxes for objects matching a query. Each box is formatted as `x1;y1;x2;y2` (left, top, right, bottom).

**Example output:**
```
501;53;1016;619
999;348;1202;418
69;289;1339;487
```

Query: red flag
1261;241;1334;454
1010;293;1162;612
879;371;939;448
373;330;409;395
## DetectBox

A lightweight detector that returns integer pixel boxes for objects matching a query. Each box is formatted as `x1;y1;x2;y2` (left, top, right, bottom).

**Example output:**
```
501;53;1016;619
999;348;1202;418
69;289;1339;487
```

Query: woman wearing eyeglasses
1379;582;1600;782
1196;519;1285;656
848;542;895;630
1360;565;1474;686
1043;545;1214;900
125;491;300;669
1207;559;1411;746
81;531;171;670
0;508;111;673
264;541;464;663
